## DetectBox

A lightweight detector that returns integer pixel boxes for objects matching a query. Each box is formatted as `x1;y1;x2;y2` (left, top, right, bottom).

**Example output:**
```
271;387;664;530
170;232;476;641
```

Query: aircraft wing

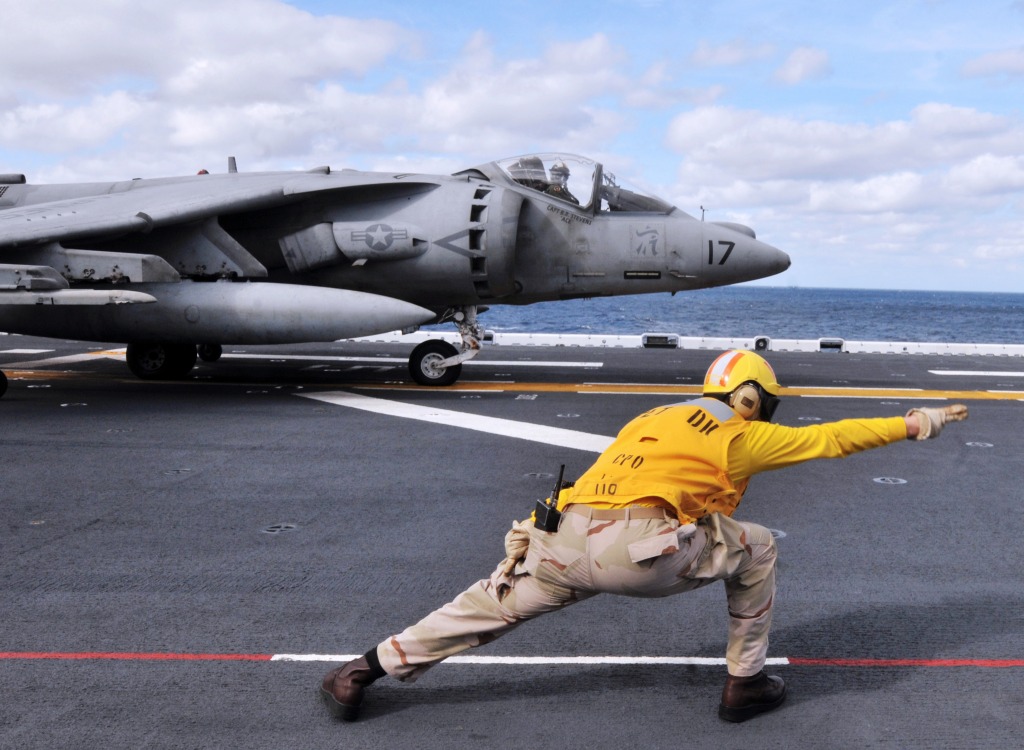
0;170;407;250
0;165;442;368
0;169;442;307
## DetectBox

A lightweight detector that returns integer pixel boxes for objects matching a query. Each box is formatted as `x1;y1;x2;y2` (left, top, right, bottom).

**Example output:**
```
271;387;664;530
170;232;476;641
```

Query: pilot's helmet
550;162;570;185
702;349;781;422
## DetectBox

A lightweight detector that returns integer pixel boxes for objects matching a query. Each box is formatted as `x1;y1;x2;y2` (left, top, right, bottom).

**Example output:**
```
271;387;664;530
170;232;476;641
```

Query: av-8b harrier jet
0;153;790;396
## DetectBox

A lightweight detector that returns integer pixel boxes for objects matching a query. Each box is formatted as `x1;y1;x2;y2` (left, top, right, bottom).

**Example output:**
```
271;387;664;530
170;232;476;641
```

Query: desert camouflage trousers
376;508;777;681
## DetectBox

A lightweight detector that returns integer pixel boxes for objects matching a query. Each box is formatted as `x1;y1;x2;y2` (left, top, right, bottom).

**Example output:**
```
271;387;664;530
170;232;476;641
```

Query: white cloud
689;39;774;67
665;103;1023;183
412;33;632;152
1;6;662;179
664;100;1024;290
622;61;724;108
806;172;926;213
0;0;423;176
962;46;1024;78
912;103;1009;140
945;154;1024;196
1;1;413;104
0;92;149;152
773;47;832;85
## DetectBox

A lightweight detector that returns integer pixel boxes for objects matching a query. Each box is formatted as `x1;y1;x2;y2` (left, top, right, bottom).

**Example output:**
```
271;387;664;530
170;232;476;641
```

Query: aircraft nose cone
705;222;791;282
755;239;790;278
773;246;792;274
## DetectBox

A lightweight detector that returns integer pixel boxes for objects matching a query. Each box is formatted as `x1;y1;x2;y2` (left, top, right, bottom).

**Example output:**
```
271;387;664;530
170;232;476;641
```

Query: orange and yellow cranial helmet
703;350;782;421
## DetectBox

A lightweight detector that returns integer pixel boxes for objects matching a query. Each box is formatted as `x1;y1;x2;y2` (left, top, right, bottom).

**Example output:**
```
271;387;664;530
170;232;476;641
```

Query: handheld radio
534;464;566;532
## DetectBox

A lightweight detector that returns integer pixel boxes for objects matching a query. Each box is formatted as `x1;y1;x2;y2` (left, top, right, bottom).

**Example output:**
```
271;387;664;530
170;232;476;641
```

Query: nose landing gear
407;305;482;387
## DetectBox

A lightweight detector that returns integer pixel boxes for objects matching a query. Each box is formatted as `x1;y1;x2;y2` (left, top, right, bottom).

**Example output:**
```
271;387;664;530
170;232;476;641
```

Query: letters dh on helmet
703;350;782;422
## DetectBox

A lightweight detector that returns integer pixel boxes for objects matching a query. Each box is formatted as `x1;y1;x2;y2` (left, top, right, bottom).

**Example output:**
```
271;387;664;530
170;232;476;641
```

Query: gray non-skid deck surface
2;337;1021;749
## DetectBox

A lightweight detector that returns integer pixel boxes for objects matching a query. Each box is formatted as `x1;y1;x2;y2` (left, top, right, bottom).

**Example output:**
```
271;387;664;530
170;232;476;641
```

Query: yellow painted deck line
782;386;1023;401
6;370;83;381
357;381;1024;401
7;366;1022;400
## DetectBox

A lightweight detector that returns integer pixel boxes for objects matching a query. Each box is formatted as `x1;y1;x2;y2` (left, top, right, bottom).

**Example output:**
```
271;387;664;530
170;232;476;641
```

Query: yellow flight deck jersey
565;397;908;524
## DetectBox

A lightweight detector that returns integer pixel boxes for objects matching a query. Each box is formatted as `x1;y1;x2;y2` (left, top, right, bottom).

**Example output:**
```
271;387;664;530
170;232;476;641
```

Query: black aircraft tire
197;344;223;363
0;369;7;398
126;342;199;380
409;340;462;387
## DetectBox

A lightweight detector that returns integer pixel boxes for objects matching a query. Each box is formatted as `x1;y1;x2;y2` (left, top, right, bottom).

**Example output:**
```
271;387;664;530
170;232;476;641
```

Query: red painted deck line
788;657;1024;668
0;652;272;662
2;652;1024;667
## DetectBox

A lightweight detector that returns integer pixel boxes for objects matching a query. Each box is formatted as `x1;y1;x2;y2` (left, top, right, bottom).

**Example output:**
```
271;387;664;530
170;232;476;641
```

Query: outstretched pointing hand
907;404;969;440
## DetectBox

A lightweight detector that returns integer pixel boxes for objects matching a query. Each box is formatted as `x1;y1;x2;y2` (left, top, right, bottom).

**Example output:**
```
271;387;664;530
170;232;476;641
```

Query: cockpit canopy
490;153;674;214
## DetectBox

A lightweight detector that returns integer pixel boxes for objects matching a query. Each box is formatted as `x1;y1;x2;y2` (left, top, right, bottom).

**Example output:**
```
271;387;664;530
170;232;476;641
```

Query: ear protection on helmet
729;383;762;420
727;381;781;422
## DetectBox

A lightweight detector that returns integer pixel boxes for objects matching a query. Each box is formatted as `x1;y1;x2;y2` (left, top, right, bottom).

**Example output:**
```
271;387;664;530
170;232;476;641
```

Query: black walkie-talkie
534;464;566;532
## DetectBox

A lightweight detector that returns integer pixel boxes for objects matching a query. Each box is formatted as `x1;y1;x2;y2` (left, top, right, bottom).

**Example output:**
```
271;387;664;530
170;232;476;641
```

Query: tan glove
498;520;532;576
907;404;969;440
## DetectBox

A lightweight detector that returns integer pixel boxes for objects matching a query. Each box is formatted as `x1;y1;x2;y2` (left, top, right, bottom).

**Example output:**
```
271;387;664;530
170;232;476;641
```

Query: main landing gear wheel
126;342;198;380
197;344;223;362
409;340;462;387
0;369;7;398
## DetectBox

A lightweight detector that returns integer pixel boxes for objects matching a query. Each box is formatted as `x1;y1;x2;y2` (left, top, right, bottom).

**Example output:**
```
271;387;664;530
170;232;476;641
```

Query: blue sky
2;0;1024;291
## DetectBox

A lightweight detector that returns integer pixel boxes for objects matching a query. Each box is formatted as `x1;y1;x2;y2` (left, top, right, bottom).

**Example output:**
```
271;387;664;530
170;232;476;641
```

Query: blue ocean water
474;287;1024;344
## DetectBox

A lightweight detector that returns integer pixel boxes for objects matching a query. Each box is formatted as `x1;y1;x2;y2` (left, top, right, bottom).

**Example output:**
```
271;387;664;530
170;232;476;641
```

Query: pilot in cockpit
544;161;579;204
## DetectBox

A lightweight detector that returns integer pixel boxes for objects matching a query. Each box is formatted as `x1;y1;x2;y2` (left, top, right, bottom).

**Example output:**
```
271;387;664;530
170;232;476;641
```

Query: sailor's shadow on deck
354;593;1022;720
356;665;718;722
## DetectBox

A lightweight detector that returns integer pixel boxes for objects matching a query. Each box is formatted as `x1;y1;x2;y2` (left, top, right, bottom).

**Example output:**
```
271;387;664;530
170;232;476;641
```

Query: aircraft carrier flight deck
2;333;1022;749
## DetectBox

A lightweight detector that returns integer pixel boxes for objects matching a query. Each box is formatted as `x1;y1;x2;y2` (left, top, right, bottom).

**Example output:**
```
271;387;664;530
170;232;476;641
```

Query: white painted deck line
299;390;614;453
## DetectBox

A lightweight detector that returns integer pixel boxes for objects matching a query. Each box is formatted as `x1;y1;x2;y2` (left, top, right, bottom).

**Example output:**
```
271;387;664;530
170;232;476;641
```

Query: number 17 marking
708;240;735;265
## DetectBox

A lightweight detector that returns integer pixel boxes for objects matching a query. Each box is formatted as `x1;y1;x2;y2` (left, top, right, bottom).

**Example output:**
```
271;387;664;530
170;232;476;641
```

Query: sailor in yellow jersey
320;350;969;724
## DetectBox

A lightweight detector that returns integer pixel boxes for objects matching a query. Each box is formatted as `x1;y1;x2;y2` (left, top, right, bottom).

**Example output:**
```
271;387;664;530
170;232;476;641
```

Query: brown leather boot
718;670;786;722
319;654;385;722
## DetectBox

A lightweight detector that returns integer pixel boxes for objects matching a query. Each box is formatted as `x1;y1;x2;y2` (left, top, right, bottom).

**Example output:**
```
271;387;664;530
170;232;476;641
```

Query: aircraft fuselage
0;153;790;389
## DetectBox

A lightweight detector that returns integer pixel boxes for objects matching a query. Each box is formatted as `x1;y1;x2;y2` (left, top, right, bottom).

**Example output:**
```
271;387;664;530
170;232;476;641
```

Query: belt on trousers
565;504;670;520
